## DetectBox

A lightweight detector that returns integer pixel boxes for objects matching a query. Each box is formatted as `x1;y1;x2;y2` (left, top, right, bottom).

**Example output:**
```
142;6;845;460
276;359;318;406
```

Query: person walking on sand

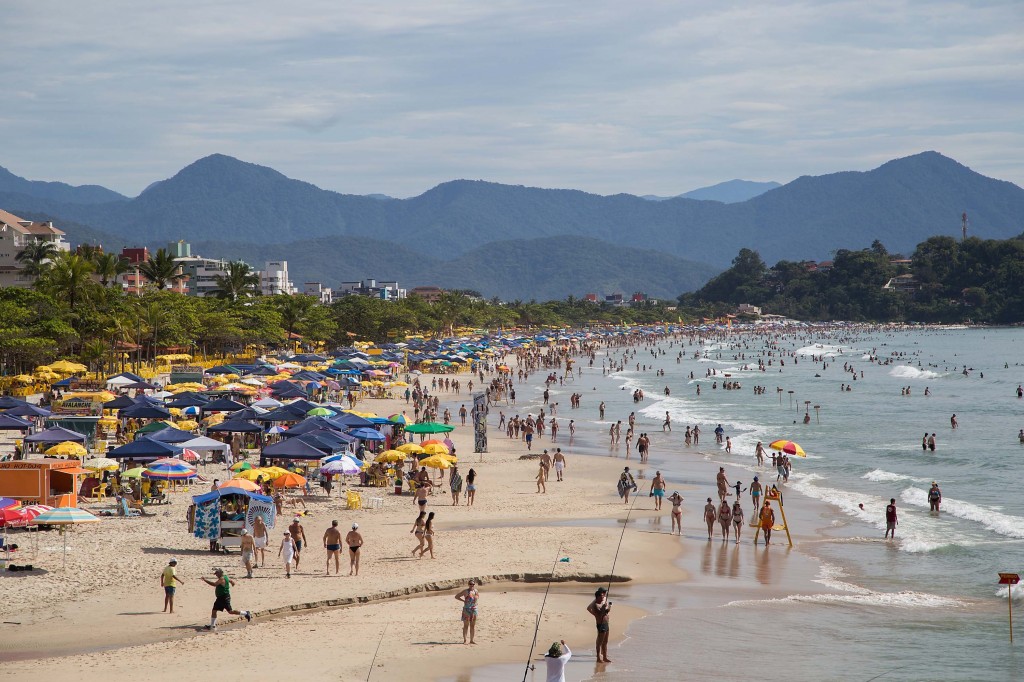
252;515;269;568
587;587;612;663
545;640;572;682
618;467;636;504
758;501;775;546
731;500;744;544
885;498;898;539
160;558;185;613
278;531;296;578
540;449;552;481
553;448;566;482
239;529;256;578
704;497;717;540
465;468;477;505
716;467;728;502
420;511;436;559
669;492;684;535
750;476;762;513
201;568;251;630
288;516;306;571
650;471;666;510
455;579;479;644
324;520;343;575
536;460;547;494
449;465;463;505
718;499;733;542
410;511;426;557
345;523;363;576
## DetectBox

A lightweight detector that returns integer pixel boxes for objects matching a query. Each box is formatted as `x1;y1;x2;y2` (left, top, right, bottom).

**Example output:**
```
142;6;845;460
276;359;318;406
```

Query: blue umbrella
347;427;385;441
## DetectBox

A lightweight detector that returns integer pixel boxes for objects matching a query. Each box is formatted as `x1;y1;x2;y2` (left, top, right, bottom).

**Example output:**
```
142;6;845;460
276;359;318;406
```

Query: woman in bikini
731;500;744;544
465;468;477;506
454;579;479;644
421;512;436;559
718;499;733;542
536;461;546;494
668;492;684;535
410;511;426;557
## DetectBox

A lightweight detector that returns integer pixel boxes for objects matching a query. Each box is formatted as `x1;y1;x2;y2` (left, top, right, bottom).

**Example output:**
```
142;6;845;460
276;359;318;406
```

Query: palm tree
93;252;130;287
274;294;316;343
16;239;60;279
211;261;260;301
41;252;96;312
138;248;185;290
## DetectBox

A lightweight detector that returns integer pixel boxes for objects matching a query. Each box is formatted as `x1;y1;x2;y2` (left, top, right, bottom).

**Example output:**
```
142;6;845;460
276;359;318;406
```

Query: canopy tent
106;437;181;460
146;426;199;444
278;417;344;437
404;422;455;434
120;403;172;420
200;397;248;413
252;397;283;409
296;433;350;453
329;412;375;428
5;403;52;418
261;438;332;460
164;394;210;408
179;436;230;457
0;413;31;430
228;406;265;420
254;406;307;422
24;426;87;444
0;396;28;410
102;395;136;410
106;372;146;386
206;419;264;434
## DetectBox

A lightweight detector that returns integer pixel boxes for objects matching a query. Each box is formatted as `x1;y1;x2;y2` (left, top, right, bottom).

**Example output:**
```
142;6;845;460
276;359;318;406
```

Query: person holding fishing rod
587;587;612;663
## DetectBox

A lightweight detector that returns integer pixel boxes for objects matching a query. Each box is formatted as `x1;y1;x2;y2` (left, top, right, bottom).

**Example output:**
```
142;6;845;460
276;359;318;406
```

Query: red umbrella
180;448;199;463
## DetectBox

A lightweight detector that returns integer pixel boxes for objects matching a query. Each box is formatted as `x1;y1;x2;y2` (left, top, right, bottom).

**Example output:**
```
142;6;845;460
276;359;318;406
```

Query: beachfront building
304;282;333;304
337;278;406;300
737;303;762;316
259;260;296;296
0;209;70;287
115;246;188;295
408;285;444;303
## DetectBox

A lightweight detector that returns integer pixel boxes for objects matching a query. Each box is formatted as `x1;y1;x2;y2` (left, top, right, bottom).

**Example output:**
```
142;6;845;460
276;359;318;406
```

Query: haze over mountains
1;151;1023;300
641;179;782;203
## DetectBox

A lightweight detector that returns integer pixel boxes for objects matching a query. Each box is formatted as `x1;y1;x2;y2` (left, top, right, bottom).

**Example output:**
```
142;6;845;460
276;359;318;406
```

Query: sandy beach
1;355;871;682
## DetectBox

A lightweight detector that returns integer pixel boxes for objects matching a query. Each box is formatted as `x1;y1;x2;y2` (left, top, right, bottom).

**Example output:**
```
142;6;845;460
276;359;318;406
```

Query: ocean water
502;327;1024;681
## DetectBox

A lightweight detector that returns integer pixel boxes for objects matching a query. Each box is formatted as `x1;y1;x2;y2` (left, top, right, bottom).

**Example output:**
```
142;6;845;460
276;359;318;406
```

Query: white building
304;281;333;304
336;278;406;300
259;261;296;296
0;209;70;287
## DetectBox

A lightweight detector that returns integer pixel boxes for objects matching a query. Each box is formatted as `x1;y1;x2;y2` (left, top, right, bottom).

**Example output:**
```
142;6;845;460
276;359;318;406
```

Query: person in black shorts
587;587;612;663
201;568;251;630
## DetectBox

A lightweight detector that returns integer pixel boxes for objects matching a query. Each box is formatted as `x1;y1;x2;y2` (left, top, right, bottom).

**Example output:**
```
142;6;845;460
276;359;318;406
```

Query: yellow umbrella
11;374;37;384
84;457;119;471
422;443;450;456
397;443;425;455
177;419;200;431
234;469;268;482
49;360;88;374
375;450;407;463
202;413;226;426
45;442;87;457
260;466;290;480
419;455;451;470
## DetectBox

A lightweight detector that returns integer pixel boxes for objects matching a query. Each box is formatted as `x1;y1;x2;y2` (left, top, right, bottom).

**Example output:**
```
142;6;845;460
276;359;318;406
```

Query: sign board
51;397;103;416
999;573;1020;585
386;331;399;339
366;348;383;356
170;364;205;384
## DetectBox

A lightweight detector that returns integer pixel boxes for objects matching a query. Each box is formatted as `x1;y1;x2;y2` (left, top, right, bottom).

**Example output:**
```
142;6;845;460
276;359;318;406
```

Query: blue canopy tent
206;419;264;434
254;406;307;422
261;437;331;461
0;413;31;430
329;412;374;428
24;426;87;444
146;426;198;444
120;403;172;420
0;396;28;410
229;407;265;421
102;395;136;410
278;417;344;437
164;393;210;409
200;397;248;413
4;403;52;418
296;433;348;454
271;385;308;399
106;437;181;460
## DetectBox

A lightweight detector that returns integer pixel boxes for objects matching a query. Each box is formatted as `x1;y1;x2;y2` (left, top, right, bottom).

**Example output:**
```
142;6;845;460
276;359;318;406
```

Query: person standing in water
650;471;666;510
668;492;684;535
731;500;744;544
704;497;717;540
885;499;898;539
928;482;942;512
758;501;776;546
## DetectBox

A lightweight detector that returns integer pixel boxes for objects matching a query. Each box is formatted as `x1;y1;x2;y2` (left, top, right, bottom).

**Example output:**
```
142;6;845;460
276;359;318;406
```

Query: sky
2;0;1022;198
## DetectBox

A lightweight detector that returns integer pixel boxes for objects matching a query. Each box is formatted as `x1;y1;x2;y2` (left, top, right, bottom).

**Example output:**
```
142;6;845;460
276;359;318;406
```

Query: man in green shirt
201;567;252;630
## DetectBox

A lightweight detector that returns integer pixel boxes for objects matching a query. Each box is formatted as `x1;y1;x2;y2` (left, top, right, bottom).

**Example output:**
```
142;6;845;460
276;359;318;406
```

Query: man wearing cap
239;529;255;578
201;568;251;630
288;516;307;571
345;523;363;576
545;639;572;682
587;587;612;663
160;558;185;614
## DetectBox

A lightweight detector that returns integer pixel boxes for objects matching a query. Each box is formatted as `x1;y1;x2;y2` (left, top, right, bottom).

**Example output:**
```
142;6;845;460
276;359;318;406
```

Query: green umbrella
122;467;146;478
307;407;335;417
404;422;455;434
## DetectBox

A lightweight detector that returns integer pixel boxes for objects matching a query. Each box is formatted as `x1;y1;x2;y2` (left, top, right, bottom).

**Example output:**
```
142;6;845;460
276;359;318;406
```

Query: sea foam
889;365;943;380
901;488;1024;539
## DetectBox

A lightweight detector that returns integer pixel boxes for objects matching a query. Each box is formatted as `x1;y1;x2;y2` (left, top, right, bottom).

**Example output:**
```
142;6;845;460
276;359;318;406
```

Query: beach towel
193;502;220;540
246;499;276;534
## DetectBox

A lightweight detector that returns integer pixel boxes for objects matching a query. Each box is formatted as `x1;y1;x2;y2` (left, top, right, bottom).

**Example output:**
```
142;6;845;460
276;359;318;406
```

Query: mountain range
1;151;1023;300
641;179;781;203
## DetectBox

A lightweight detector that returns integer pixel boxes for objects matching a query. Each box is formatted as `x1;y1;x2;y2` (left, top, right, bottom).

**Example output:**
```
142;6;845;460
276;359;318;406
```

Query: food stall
0;459;87;507
190;486;275;552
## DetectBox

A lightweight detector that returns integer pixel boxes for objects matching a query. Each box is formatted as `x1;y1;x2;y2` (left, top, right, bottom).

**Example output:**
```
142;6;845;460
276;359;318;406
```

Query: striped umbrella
0;497;20;511
84;458;119;471
320;458;360;475
388;413;408;425
768;439;806;457
29;506;99;568
143;458;198;480
180;448;200;463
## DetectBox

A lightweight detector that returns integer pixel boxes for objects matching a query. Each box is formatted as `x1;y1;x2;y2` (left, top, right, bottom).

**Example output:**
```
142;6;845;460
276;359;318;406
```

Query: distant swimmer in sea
928;482;942;512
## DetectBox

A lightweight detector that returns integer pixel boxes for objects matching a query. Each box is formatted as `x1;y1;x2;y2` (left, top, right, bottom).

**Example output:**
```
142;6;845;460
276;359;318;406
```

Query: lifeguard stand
753;488;793;547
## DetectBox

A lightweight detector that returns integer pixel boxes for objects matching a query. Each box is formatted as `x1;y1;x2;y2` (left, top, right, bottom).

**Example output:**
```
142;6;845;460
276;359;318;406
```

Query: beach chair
345;490;362;510
92;482;108;502
119;498;142;518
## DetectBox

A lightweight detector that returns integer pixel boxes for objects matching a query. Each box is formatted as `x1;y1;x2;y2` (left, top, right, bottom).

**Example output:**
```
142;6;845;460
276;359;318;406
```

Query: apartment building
0;209;70;287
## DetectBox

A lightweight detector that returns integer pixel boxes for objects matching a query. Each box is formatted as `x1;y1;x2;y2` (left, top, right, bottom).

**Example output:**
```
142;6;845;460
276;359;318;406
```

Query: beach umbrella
347;427;385;441
422;443;450;456
45;442;88;457
49;360;88;374
176;420;200;432
230;461;253;472
143;458;198;480
219;478;260;492
0;497;20;511
319;458;360;475
388;413;408;425
180;448;199;463
30;506;99;568
121;467;146;479
768;440;806;457
404;422;455;434
421;439;445;447
307;407;335;417
375;449;407;463
273;472;307;489
261;466;291;480
419;455;452;470
181;405;201;416
233;468;268;482
83;458;119;471
396;443;425;455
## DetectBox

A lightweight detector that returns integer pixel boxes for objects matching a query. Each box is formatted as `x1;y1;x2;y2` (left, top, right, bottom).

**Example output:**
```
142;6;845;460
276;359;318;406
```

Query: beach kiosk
0;459;87;507
190;486;275;552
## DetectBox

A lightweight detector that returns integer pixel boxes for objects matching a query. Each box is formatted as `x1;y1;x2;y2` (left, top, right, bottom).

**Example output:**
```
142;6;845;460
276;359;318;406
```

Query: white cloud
0;0;1021;196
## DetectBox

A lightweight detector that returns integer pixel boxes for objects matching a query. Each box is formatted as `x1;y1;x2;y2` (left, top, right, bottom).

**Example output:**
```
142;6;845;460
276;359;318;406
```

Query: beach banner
472;392;487;453
193;502;220;540
246;499;276;532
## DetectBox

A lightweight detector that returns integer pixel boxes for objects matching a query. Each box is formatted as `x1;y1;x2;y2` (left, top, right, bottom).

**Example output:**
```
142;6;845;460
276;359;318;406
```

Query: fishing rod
607;485;642;595
365;623;388;681
522;542;564;682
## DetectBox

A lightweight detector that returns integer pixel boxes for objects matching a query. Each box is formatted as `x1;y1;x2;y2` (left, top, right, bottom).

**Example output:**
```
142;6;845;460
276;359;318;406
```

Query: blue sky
2;0;1022;197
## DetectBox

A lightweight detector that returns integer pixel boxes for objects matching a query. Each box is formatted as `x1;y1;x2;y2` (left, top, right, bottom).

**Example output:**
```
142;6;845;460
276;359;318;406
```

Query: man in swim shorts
650;471;666;510
288;516;306;570
201;568;251;630
160;558;184;613
885;498;898;539
587;587;612;663
323;520;343;575
750;476;762;513
553;448;566;482
239;529;255;578
345;523;363;576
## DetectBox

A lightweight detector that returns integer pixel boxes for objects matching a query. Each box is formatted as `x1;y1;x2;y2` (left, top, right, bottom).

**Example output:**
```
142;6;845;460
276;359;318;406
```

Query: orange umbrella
768;440;806;457
421;439;445;447
273;472;307;489
220;478;260;492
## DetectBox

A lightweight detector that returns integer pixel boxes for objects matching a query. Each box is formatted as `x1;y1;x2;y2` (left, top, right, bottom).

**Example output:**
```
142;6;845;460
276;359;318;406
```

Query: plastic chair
92;483;107;502
345;490;362;510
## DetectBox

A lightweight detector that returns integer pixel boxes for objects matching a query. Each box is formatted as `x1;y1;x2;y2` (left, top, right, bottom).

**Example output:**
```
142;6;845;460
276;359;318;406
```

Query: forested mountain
0;166;127;204
643;179;781;202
